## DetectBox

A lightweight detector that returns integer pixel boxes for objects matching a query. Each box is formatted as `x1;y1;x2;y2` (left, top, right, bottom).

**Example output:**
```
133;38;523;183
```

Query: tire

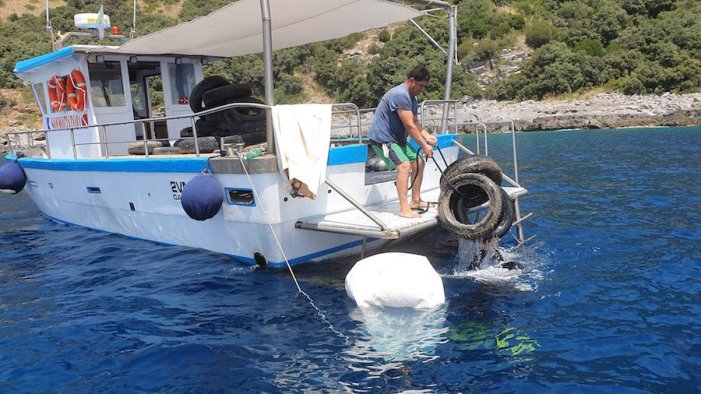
189;76;230;113
454;187;514;238
174;136;219;153
193;118;221;137
206;97;266;124
437;172;503;240
152;146;183;155
127;140;169;155
221;132;266;146
440;155;502;191
219;119;268;136
492;188;515;238
180;126;193;137
202;84;253;108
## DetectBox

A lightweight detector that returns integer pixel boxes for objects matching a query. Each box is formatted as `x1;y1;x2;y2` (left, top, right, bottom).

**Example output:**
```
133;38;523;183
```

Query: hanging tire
202;84;253;108
440;155;502;191
492;187;515;238
454;187;514;238
189;76;230;113
437;172;503;240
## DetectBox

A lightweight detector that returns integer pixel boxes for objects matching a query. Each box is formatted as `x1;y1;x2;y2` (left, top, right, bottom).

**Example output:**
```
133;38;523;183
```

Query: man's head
405;64;430;97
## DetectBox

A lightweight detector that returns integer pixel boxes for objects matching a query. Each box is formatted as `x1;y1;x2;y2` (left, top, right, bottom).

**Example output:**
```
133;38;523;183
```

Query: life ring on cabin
48;75;67;112
66;69;87;111
437;172;503;240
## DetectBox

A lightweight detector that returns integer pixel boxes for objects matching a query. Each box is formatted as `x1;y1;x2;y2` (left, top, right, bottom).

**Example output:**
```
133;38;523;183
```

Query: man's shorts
369;141;418;171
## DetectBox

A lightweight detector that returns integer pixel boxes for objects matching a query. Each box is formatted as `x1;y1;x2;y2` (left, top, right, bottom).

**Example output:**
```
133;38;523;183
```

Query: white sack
345;252;445;309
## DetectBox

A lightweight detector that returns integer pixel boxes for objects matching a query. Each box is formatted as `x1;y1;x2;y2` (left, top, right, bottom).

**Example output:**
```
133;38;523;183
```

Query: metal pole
441;6;456;133
131;0;137;39
325;178;389;231
260;0;275;155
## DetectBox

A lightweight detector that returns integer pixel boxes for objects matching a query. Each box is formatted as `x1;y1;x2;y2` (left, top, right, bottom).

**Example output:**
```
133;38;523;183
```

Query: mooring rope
236;154;348;342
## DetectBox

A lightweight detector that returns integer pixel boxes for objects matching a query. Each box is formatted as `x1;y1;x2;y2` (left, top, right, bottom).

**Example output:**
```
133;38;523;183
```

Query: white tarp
272;104;332;199
116;0;423;57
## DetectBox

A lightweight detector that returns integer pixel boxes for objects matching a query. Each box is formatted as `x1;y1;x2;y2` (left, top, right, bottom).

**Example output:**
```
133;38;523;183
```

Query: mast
131;0;137;39
414;0;456;132
260;0;275;154
46;0;56;50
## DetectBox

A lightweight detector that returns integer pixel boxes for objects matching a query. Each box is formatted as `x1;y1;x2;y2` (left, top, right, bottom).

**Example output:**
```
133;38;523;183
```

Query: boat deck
296;186;527;240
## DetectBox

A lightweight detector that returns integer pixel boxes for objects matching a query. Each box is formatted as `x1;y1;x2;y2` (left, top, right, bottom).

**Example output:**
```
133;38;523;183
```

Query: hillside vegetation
1;0;699;117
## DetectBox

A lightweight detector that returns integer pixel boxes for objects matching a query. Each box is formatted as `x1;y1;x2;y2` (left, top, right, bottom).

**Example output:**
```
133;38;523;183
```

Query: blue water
2;126;700;392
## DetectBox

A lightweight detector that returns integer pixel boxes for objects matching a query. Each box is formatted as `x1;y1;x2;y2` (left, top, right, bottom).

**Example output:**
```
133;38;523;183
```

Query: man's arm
414;115;437;146
398;109;433;158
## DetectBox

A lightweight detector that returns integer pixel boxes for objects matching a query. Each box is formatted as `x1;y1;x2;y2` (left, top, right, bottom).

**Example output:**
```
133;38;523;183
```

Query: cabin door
87;59;135;156
128;62;167;140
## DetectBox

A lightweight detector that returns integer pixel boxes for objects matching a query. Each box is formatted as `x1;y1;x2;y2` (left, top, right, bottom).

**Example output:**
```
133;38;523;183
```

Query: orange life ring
66;69;87;111
48;75;67;112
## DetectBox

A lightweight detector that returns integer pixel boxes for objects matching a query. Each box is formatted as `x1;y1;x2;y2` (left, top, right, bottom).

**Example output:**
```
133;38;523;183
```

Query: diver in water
468;235;524;271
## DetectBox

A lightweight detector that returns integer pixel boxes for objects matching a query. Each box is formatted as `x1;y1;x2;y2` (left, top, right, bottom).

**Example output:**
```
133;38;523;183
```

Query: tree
525;20;557;49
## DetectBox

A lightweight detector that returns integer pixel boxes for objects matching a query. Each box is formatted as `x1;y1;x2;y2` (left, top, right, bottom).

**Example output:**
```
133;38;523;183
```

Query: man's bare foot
399;209;421;218
410;200;430;210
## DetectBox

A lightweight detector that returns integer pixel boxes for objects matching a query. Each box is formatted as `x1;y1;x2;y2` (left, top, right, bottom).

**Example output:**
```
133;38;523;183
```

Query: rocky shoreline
2;93;699;153
451;92;701;132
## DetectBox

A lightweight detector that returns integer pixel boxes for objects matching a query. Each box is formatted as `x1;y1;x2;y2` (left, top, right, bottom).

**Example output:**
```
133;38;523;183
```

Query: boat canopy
115;0;423;57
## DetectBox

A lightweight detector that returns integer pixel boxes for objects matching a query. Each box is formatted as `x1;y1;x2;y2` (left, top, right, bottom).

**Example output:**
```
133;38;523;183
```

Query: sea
1;126;700;393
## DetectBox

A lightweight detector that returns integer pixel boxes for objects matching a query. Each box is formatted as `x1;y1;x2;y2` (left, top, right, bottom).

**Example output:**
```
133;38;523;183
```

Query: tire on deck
127;140;169;155
438;172;503;240
173;136;219;154
202;84;253;107
189;76;230;113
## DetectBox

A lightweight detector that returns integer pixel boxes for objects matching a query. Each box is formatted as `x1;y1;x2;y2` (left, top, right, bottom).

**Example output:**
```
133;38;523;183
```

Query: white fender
345;252;445;309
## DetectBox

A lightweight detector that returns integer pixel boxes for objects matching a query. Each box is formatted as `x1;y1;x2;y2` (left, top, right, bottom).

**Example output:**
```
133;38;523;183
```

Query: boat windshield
88;61;126;107
168;63;196;105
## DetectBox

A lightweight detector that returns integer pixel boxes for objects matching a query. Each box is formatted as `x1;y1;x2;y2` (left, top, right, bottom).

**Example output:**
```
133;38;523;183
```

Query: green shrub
378;29;391;43
525;20;556;49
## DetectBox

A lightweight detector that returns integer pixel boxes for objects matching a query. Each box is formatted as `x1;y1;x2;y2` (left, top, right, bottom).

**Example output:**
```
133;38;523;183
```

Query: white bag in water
345;252;445;309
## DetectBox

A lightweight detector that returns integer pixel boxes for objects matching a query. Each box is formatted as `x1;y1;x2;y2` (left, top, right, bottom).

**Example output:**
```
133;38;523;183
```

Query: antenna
131;0;137;39
46;0;57;50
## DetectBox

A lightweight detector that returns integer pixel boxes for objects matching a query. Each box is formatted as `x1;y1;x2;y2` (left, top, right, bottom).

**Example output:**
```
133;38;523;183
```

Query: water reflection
344;305;448;364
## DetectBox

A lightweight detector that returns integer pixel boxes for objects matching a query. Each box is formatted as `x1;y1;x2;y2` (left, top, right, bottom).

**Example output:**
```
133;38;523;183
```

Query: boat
3;0;531;268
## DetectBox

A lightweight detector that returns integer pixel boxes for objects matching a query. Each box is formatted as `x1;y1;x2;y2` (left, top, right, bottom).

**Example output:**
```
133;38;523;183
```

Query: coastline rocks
450;92;701;132
328;93;700;138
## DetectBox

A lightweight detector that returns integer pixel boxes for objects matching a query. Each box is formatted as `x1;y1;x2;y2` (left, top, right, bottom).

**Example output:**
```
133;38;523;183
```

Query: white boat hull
18;140;459;267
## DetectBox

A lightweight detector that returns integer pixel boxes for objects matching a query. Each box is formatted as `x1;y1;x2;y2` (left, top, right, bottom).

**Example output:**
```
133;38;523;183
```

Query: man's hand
422;144;433;158
423;131;437;146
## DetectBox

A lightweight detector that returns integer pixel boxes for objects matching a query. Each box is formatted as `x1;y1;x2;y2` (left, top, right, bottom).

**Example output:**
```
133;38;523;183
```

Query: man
469;235;524;271
368;64;438;218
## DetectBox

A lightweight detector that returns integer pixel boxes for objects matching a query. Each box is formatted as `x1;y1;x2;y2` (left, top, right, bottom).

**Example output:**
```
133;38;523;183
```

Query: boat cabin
14;45;209;158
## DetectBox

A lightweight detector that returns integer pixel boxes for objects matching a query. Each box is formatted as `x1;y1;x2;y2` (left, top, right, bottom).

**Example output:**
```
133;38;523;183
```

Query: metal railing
5;102;376;159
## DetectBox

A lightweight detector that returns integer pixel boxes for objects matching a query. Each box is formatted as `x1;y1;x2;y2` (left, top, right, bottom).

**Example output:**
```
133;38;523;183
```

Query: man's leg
371;141;419;218
410;157;426;209
396;161;419;218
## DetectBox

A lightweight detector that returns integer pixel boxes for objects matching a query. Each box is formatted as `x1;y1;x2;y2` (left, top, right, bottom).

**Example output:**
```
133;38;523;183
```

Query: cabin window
88;61;126;107
168;63;195;105
32;83;47;114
